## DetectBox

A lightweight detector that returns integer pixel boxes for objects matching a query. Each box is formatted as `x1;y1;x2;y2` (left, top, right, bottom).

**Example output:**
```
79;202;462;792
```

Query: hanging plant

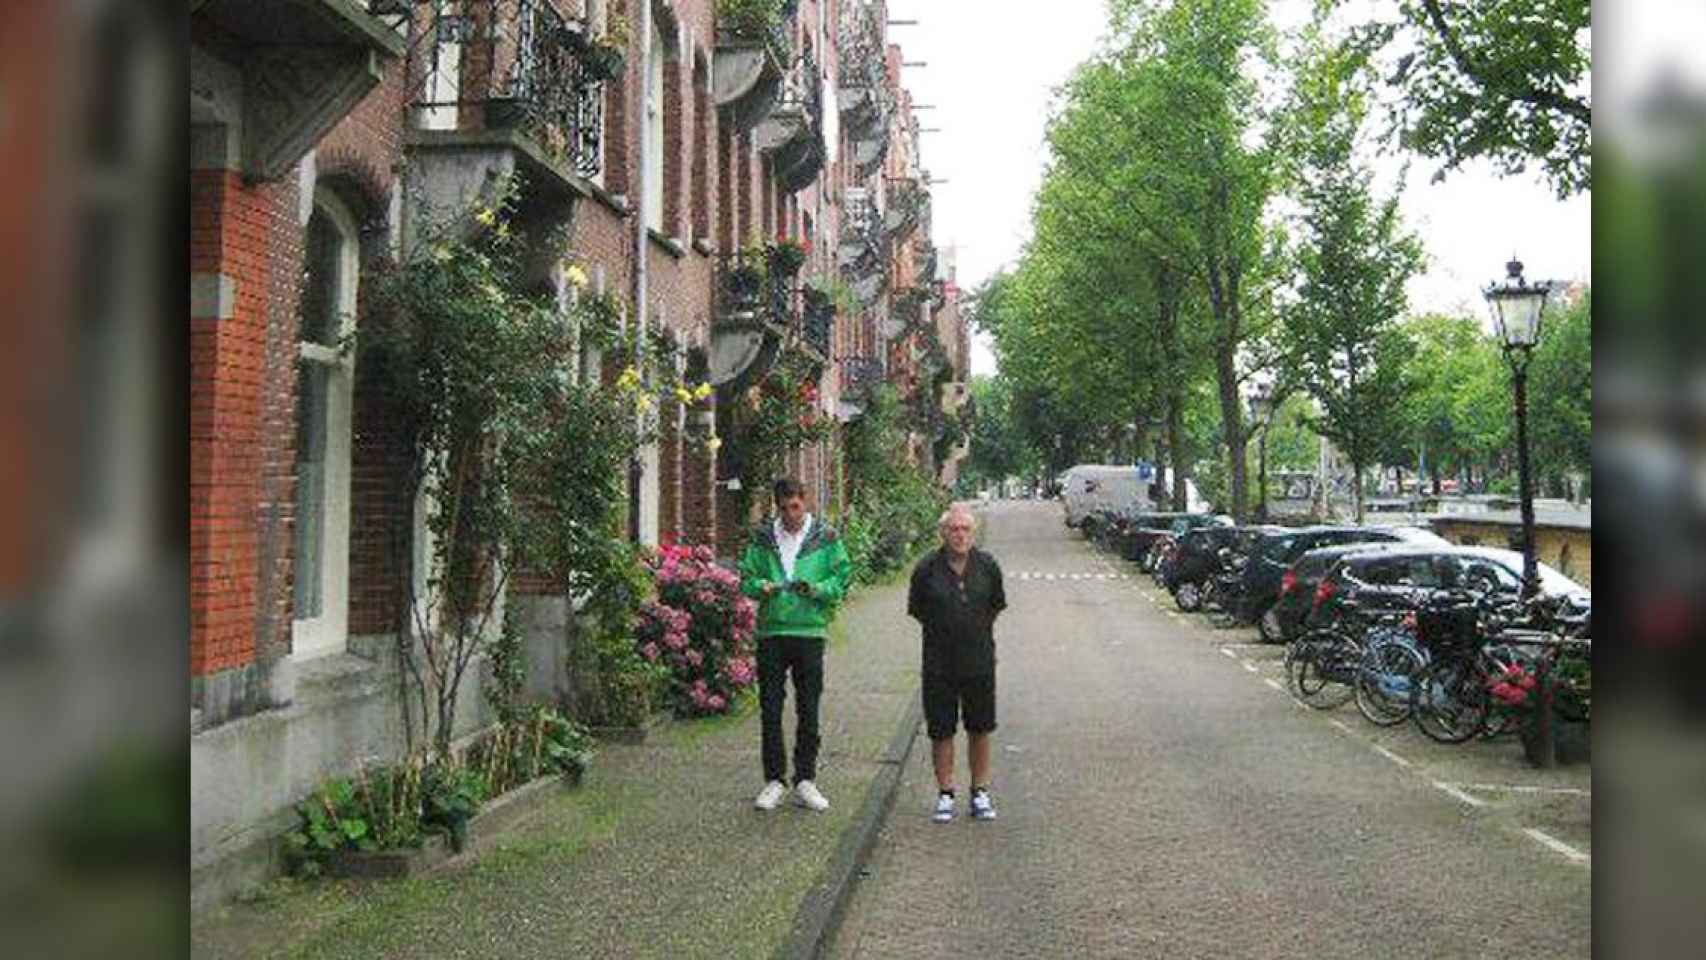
770;237;809;277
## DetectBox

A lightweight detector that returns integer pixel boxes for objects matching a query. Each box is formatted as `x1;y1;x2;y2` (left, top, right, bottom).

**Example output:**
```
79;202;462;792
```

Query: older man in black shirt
907;504;1007;822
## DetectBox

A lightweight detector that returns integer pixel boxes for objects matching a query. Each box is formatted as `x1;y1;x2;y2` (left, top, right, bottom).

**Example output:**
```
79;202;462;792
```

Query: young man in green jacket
738;478;853;812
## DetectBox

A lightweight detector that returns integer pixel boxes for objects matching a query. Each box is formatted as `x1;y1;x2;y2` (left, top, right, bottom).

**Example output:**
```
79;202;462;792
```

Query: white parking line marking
1522;827;1590;864
1241;661;1259;673
1328;719;1354;735
1452;783;1591;797
1371;745;1412;768
1431;780;1486;807
1220;648;1238;659
1264;678;1284;692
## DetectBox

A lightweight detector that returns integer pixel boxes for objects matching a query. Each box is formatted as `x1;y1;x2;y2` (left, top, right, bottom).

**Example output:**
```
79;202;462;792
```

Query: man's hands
762;581;816;599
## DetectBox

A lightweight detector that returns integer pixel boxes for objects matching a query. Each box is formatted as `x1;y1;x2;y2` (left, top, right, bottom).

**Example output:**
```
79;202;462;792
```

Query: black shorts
923;673;997;740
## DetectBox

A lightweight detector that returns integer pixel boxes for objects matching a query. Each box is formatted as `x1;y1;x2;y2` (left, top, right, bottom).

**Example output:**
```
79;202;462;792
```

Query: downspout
629;0;655;543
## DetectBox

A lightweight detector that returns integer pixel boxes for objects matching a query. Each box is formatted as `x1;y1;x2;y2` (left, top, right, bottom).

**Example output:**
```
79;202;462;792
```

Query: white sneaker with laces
971;789;997;821
793;779;830;811
755;780;787;811
932;792;956;824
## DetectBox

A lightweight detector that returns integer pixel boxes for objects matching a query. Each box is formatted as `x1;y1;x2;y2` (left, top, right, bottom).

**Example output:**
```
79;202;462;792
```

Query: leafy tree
1528;287;1591;494
1280;35;1424;521
1338;0;1591;197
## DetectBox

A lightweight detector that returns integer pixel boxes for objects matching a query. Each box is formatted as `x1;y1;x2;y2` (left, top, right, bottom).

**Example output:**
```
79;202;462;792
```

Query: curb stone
776;688;923;960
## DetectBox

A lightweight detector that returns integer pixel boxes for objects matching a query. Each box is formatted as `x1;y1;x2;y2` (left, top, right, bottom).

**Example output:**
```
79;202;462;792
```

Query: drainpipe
629;0;654;543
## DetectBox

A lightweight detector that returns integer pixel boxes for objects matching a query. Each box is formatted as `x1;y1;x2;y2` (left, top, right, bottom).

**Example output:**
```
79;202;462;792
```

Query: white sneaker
970;788;997;821
932;792;956;824
793;780;830;812
755;780;787;811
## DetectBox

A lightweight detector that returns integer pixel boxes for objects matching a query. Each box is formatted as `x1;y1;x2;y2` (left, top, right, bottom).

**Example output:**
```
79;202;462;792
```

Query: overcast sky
886;0;1592;377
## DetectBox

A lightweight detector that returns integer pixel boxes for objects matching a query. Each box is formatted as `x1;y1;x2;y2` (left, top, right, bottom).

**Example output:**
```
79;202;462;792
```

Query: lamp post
1248;382;1275;522
1482;256;1549;599
1483;255;1552;766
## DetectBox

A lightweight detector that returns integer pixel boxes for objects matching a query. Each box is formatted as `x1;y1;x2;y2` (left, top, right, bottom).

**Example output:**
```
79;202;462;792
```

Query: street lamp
1484;255;1555;769
1482;256;1550;600
1248;381;1276;522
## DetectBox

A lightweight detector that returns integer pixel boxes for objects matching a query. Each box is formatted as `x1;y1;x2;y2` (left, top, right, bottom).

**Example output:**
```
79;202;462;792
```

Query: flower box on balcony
583;41;627;82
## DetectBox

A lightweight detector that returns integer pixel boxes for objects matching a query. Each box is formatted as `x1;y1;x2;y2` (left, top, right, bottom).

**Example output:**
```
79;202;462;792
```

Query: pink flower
685;648;704;667
664;630;689;650
694;545;715;562
706;694;726;711
641;642;660;661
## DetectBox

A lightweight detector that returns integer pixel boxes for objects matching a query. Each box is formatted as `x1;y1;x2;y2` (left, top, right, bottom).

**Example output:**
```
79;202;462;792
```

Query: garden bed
319;770;580;879
588;710;673;745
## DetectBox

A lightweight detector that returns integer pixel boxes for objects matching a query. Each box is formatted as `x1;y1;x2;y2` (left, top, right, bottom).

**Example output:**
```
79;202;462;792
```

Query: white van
1060;465;1154;527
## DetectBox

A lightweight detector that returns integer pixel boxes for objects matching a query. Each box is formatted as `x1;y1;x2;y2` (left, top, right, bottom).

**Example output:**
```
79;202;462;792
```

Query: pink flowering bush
637;544;758;716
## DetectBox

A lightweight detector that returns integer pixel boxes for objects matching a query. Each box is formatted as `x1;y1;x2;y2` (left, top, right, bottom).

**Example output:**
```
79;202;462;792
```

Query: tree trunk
1352;461;1365;523
1214;344;1247;522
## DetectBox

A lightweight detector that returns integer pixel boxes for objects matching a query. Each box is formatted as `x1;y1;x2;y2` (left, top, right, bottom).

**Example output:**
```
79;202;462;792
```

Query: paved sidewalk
191;571;922;960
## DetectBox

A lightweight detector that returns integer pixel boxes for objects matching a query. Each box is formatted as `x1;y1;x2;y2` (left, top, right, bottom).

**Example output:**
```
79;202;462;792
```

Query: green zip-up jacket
738;517;854;640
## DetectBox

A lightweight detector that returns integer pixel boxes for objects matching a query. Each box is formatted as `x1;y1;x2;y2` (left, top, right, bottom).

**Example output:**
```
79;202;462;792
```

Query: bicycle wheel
1175;580;1202;612
1411;655;1490;743
1288;631;1358;709
1355;641;1425;727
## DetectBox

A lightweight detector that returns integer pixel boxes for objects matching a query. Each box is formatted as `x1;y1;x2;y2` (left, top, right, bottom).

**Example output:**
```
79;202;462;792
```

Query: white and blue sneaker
970;788;997;821
932;791;956;824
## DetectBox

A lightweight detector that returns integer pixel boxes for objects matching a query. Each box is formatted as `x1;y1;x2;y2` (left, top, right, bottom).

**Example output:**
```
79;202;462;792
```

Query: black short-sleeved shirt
908;548;1007;679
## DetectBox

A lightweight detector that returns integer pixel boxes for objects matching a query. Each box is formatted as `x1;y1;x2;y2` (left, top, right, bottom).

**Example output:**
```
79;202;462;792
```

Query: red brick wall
190;170;270;676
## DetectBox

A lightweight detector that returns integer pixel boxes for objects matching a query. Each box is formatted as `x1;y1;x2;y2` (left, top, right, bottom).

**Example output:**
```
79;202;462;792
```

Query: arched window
293;188;358;659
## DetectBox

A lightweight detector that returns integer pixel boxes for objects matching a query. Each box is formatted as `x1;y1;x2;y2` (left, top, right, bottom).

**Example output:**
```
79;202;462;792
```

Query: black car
1269;542;1404;641
1167;524;1282;607
1234;526;1445;639
1119;512;1222;562
1310;545;1591;638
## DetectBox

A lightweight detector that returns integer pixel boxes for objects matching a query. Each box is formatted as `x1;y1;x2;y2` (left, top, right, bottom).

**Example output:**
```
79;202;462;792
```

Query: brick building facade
190;0;964;905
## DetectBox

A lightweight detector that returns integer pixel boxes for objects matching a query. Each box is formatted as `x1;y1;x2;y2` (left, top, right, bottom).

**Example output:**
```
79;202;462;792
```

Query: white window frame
292;188;358;661
645;21;666;233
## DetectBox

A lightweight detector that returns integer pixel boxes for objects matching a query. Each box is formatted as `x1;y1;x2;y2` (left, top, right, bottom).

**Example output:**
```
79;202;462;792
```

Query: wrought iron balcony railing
800;286;835;360
403;0;607;180
716;249;800;330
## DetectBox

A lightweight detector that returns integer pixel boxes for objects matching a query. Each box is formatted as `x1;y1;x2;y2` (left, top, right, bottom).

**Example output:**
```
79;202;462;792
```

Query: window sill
692;237;715;257
648;228;686;259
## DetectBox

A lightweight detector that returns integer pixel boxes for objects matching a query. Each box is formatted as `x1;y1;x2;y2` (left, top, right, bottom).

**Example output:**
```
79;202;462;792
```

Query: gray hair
938;504;977;531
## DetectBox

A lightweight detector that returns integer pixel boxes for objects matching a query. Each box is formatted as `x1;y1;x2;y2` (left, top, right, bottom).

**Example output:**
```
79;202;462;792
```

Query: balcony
755;51;827;194
882;284;930;338
884;177;925;240
838;187;888;306
191;0;405;181
401;0;612;229
709;249;796;394
837;0;892;144
714;3;795;134
799;285;835;364
834;356;885;420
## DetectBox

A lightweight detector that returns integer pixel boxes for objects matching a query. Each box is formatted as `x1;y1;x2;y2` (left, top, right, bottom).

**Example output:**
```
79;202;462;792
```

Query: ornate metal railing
800;286;834;359
716;249;800;329
403;0;607;179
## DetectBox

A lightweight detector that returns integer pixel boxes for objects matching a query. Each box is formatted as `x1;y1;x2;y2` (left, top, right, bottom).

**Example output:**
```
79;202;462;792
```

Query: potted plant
770;237;808;277
581;15;630;81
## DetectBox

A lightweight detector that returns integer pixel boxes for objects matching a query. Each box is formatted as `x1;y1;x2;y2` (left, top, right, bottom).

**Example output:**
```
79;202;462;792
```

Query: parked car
1308;545;1590;639
1234;526;1449;639
1269;542;1404;641
1168;524;1283;610
1112;511;1223;562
